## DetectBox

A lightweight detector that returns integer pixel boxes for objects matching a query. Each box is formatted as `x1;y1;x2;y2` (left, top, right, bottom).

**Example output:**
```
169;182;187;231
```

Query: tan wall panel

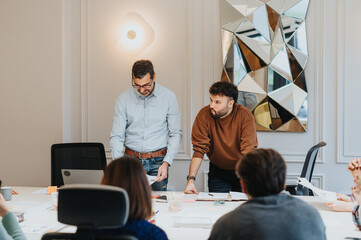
0;0;62;186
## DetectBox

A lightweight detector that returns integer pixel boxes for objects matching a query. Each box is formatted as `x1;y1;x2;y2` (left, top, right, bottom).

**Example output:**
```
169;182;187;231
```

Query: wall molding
336;0;361;162
203;170;209;192
173;0;192;160
80;0;89;142
336;0;346;163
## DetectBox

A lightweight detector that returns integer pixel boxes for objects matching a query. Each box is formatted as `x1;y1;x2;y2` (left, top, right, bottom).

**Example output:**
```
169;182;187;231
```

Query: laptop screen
61;169;104;185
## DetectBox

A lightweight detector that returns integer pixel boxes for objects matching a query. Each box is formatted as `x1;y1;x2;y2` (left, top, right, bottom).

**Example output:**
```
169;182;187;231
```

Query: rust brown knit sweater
192;104;258;170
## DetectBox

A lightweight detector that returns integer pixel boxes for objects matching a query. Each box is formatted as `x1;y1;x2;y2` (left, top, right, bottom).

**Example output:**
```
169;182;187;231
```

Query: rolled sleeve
352;202;361;230
163;93;182;165
1;212;26;240
239;109;258;157
110;96;127;160
191;110;211;158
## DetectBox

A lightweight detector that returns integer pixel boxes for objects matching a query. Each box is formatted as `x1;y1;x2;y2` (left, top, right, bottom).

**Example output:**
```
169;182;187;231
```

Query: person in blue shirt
101;156;168;240
110;60;182;191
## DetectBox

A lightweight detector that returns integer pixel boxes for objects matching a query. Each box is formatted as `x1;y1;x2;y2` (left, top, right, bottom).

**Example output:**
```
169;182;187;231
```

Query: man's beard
210;108;229;119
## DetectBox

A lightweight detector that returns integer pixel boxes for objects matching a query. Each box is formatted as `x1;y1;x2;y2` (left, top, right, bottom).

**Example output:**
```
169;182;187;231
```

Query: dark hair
236;148;286;198
209;81;238;103
101;156;152;220
132;60;155;79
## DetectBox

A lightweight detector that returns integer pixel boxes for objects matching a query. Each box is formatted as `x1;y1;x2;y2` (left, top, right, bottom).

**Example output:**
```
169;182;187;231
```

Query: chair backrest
51;143;106;187
42;184;137;240
58;184;129;227
296;141;327;195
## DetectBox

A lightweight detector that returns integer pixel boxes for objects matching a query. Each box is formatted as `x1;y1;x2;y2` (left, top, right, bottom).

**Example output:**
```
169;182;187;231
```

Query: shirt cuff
163;154;173;166
2;212;18;229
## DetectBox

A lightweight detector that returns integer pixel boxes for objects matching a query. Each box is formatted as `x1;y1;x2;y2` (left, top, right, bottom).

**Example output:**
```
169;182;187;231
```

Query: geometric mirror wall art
220;0;309;132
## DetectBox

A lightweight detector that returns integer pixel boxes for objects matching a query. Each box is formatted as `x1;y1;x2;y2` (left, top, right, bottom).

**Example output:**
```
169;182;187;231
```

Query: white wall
0;0;62;186
1;0;360;192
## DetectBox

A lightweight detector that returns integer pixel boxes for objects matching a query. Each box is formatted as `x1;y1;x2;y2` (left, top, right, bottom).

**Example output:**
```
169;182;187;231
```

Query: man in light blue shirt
110;60;182;191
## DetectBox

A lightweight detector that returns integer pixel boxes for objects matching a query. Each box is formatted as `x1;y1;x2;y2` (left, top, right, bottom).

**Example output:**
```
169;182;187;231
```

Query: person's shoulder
234;104;254;118
131;220;168;239
156;84;177;98
288;195;318;210
279;194;322;219
194;106;211;121
117;88;134;100
211;205;248;235
214;204;245;224
198;105;211;115
235;104;252;113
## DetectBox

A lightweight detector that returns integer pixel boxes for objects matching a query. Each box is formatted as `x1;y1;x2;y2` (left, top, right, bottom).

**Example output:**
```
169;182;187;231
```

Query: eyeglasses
132;80;153;90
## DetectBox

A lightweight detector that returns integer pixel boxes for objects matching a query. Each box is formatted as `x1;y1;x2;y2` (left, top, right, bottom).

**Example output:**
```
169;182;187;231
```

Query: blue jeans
126;153;168;191
208;162;242;193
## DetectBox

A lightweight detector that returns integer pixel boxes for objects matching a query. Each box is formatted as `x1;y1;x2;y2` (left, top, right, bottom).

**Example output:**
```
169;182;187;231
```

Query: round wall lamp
118;12;154;55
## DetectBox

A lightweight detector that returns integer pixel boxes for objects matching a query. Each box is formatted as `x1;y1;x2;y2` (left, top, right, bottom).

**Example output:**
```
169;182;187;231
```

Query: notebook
196;191;248;201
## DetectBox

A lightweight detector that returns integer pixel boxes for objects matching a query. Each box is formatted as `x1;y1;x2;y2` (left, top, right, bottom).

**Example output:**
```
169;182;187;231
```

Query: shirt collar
133;82;159;99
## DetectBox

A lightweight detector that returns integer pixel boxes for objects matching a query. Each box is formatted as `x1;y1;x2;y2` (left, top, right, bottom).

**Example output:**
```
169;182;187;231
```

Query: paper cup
0;187;12;201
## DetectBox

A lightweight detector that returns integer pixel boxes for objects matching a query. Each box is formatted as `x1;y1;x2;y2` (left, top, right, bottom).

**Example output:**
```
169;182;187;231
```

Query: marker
208;193;214;196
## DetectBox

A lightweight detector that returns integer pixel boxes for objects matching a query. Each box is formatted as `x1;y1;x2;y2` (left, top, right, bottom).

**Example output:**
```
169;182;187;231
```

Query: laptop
61;169;104;185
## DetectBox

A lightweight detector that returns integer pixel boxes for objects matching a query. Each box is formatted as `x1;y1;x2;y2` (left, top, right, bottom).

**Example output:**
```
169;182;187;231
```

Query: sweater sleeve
239;107;258;157
352;202;361;230
1;212;26;240
191;109;211;159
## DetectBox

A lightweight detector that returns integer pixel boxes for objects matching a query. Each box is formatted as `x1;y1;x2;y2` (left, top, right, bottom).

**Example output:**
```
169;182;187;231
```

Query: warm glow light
117;12;154;55
127;30;136;40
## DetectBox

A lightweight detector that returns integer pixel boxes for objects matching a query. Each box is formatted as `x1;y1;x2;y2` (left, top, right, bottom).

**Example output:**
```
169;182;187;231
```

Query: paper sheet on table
229;191;248;200
297;177;337;201
32;188;48;195
20;223;65;234
147;175;159;185
197;192;229;201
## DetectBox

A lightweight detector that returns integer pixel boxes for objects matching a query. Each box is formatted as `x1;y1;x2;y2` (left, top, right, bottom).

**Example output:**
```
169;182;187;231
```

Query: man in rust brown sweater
184;81;258;193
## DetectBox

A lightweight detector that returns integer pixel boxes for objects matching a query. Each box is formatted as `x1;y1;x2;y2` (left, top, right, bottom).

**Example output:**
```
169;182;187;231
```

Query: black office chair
286;141;327;196
51;143;107;187
41;184;137;240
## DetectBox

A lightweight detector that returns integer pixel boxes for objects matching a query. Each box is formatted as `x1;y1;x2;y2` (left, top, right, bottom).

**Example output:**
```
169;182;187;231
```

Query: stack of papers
172;216;213;229
196;191;248;201
229;191;248;200
296;178;337;201
146;175;160;185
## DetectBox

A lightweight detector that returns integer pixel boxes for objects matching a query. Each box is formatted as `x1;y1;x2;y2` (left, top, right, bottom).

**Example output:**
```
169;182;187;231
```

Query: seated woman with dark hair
101;156;168;240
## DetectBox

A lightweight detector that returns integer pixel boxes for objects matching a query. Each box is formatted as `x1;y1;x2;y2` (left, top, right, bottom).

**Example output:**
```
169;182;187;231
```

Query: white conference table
6;187;361;240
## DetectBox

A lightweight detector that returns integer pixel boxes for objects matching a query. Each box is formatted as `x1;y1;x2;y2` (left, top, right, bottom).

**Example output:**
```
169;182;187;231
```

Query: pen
208;193;214;196
152;210;159;217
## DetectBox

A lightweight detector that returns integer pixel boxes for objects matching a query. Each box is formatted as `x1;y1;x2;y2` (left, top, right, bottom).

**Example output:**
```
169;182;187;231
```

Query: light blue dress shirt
110;83;182;165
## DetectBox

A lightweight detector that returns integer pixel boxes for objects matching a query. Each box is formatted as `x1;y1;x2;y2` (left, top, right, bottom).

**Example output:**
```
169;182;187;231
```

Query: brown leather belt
125;147;167;159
